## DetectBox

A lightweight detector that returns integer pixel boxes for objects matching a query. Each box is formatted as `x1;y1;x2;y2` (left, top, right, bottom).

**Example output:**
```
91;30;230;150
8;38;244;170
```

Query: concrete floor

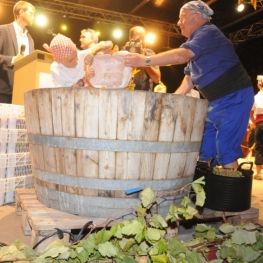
0;158;263;248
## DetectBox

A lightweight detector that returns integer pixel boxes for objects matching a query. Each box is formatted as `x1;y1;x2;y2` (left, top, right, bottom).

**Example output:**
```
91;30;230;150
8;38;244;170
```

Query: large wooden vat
24;88;207;219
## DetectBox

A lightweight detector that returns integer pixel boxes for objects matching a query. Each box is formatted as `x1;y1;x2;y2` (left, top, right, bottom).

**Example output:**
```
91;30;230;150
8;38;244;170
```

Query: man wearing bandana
124;0;254;169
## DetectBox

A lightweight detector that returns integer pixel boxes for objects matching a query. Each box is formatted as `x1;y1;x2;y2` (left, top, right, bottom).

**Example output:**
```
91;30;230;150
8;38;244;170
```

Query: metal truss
256;0;263;6
229;20;263;44
1;0;182;38
3;0;263;42
229;0;263;44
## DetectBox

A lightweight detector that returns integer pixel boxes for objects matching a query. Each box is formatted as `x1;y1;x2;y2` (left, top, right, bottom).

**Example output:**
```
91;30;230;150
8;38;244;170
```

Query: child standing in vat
43;33;113;87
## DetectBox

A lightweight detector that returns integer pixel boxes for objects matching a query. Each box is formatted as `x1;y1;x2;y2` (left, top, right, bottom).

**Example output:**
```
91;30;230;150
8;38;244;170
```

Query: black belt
198;63;252;102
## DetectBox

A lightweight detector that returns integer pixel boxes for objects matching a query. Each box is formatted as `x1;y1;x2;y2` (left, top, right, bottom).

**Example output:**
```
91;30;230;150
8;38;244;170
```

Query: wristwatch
145;56;151;67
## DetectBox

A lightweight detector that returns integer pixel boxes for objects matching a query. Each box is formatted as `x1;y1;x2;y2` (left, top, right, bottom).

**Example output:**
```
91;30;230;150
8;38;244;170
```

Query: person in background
250;75;263;180
79;28;99;50
0;1;35;103
43;34;113;87
124;0;254;169
247;122;255;149
124;26;160;91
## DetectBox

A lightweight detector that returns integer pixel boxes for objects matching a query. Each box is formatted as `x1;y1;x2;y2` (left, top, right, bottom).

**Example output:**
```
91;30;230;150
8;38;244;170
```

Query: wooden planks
177;207;259;228
15;188;37;216
194;207;259;225
16;189;259;253
24;88;210;217
15;189;110;252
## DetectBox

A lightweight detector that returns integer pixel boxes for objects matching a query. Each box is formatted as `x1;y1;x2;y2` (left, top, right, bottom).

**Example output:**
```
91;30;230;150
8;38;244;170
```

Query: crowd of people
0;0;262;178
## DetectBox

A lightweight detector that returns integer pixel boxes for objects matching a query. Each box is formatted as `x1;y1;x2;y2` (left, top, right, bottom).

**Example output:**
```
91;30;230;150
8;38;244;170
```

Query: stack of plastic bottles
0;103;34;206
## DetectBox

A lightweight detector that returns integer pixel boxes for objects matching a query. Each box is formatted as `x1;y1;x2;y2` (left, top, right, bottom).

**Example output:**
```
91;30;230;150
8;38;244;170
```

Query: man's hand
12;54;24;64
102;41;113;54
123;41;130;51
89;41;113;56
84;53;94;68
86;67;95;79
72;76;86;88
124;53;145;68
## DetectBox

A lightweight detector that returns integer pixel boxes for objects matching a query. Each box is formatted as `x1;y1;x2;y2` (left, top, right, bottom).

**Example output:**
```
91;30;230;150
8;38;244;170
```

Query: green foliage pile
1;176;263;263
187;222;263;263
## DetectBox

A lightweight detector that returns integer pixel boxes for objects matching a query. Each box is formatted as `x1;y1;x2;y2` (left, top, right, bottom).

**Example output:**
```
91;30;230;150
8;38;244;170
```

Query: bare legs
254;164;262;180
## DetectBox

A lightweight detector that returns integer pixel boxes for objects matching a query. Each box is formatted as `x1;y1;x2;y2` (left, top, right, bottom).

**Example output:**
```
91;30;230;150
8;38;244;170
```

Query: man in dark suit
0;1;35;104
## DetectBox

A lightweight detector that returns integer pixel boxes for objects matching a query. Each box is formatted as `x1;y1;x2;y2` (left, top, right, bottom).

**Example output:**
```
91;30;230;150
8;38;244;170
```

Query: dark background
1;0;263;93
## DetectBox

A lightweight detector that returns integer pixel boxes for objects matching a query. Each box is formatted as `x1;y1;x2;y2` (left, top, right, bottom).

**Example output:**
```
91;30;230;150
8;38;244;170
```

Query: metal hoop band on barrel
27;134;201;153
33;168;193;218
33;168;193;192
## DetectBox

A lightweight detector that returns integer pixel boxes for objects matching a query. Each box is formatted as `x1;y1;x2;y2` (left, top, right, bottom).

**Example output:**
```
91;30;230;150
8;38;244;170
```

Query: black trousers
247;128;255;148
255;121;263;165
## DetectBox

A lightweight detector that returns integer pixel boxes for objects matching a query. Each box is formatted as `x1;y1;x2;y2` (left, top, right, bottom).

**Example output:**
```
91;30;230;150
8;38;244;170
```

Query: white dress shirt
13;21;30;56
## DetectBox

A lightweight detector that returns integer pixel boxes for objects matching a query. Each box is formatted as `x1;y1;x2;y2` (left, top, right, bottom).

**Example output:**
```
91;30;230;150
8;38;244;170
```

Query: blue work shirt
181;22;240;90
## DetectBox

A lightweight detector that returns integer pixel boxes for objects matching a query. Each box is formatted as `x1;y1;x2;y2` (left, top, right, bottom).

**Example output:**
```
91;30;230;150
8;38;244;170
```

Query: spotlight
35;14;47;26
61;24;67;31
145;33;156;44
113;29;122;39
237;3;245;12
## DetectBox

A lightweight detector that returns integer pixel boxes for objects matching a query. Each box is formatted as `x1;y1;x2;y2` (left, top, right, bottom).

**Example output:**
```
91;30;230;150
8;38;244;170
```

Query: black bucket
194;162;254;212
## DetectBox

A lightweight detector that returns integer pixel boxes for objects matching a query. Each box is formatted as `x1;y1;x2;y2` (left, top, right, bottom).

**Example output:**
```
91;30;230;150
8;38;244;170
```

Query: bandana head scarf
181;0;214;19
43;34;76;60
